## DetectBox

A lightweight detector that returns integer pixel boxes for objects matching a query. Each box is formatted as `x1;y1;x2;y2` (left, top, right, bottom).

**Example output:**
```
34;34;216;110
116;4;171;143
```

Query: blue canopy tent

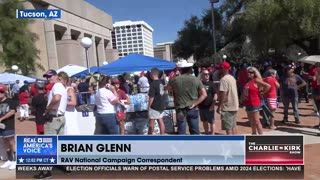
72;66;99;77
72;54;176;77
98;54;176;75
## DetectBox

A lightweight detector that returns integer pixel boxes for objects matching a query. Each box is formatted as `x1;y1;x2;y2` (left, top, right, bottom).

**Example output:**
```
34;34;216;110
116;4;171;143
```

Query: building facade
22;0;118;77
112;20;154;57
154;42;174;61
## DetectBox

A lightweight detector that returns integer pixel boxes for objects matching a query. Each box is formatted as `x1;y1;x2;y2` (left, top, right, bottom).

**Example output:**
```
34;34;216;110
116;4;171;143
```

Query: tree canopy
173;0;320;65
0;0;42;75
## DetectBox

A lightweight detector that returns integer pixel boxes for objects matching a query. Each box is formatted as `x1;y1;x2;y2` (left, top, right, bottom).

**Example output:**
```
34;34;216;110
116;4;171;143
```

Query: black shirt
199;81;215;108
78;82;89;92
31;93;48;124
148;80;165;111
0;98;17;131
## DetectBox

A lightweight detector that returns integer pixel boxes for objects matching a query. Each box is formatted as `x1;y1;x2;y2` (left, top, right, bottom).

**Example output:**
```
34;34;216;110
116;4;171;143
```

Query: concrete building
112;20;154;57
21;0;118;77
154;42;174;61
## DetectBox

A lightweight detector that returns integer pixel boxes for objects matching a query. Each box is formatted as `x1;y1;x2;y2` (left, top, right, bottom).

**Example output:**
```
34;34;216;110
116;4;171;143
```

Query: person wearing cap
138;71;150;93
31;81;47;134
217;61;240;135
44;71;68;134
0;84;18;170
263;69;280;129
148;68;166;135
242;67;270;135
280;64;306;124
112;78;130;135
43;69;56;94
168;60;207;135
34;71;68;179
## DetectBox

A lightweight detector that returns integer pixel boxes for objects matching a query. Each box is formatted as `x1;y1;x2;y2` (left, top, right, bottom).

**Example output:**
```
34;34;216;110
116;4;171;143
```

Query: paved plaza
0;102;318;179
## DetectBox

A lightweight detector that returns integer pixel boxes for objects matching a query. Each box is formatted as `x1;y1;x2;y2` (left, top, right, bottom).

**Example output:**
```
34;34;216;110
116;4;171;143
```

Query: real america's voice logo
17;136;58;165
16;9;61;19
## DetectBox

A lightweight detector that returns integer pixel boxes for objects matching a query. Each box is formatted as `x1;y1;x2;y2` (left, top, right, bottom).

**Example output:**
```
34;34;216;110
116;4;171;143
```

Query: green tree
173;9;223;64
0;0;42;75
242;0;320;56
174;0;320;65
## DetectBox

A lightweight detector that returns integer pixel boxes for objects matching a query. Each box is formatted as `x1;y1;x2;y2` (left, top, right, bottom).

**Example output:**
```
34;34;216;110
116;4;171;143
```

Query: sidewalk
0;162;15;180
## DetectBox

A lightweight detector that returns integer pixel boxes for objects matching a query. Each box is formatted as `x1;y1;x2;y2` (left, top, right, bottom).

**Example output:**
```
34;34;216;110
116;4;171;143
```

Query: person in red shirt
263;69;280;129
18;85;29;121
30;83;39;97
44;82;54;93
112;78;130;135
311;64;320;129
242;67;270;135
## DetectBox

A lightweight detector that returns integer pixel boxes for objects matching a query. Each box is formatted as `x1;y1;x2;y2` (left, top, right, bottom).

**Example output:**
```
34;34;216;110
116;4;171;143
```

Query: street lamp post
223;54;227;62
210;0;219;63
80;37;93;73
11;65;19;74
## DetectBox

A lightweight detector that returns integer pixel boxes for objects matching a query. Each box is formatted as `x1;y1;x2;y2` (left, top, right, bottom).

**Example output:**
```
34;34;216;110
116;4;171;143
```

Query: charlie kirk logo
16;9;61;19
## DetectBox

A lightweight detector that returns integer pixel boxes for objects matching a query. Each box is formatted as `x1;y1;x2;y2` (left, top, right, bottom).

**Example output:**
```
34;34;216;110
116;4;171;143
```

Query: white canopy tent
297;55;320;65
57;64;87;77
0;73;36;84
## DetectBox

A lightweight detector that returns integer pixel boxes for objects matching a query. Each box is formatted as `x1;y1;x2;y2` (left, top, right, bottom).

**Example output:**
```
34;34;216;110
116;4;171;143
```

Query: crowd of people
1;58;320;176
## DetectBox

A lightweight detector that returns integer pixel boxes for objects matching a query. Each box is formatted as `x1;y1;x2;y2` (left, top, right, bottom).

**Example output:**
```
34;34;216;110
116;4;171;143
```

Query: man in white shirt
33;70;68;179
138;71;150;93
44;70;68;135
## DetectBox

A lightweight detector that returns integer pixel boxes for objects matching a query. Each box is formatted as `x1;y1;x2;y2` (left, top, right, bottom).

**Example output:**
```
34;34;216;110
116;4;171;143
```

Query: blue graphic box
17;136;57;165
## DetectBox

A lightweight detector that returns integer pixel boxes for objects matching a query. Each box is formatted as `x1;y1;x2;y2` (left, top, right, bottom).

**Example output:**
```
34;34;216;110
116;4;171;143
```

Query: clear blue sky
86;0;221;45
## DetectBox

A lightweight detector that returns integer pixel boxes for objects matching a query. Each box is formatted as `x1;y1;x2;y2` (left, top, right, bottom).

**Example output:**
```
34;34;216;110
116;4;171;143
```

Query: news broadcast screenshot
0;0;319;179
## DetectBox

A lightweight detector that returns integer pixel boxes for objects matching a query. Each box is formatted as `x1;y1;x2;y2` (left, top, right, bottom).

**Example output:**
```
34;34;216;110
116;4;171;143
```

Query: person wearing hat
216;61;240;135
34;70;68;179
31;81;47;135
0;84;18;170
44;70;68;134
168;60;207;135
43;69;57;94
280;64;306;124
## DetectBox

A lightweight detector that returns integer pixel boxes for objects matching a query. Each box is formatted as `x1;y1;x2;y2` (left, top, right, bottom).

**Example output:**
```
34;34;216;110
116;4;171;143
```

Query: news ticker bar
16;135;304;166
16;165;304;179
16;9;61;19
